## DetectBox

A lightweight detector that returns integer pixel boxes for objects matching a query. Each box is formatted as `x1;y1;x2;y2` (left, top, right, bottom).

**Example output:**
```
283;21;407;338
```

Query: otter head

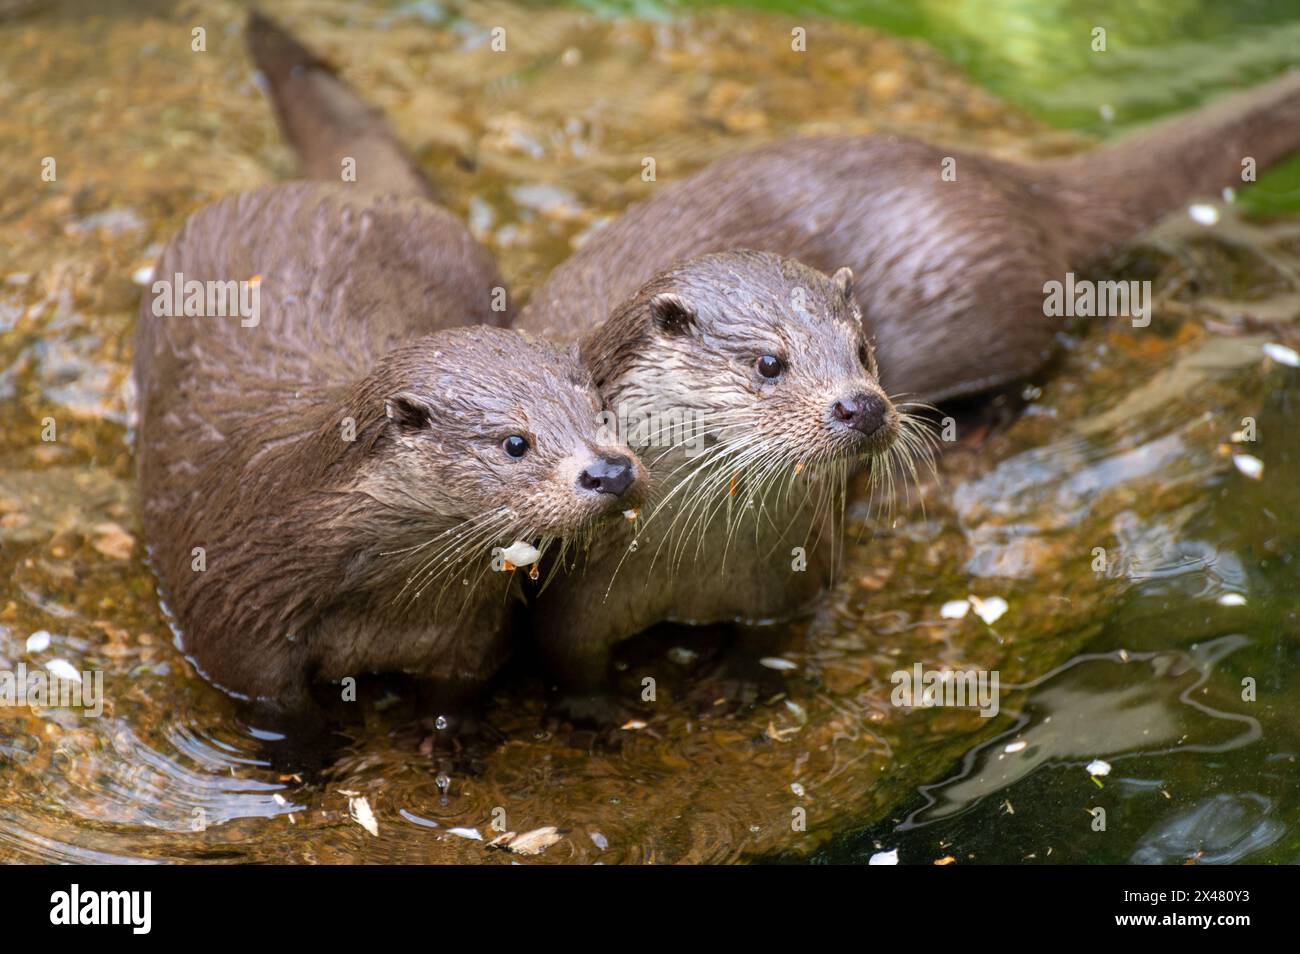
582;250;913;490
354;326;643;590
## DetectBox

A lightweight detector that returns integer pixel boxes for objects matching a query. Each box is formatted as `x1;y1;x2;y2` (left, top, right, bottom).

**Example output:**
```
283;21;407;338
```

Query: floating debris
1232;454;1264;480
487;826;564;855
622;508;641;523
1262;342;1300;367
348;795;379;837
766;720;801;742
131;265;154;286
667;646;698;665
940;599;970;619
759;656;798;671
589;830;609;851
868;849;899;865
398;809;439;829
498;540;540;570
447;827;482;841
46;660;82;683
620;719;648;731
791;782;806;797
91;522;134;561
25;630;50;653
1188;203;1219;226
969;595;1009;625
1086;758;1112;778
1003;740;1027;754
934;855;956;866
1217;593;1247;607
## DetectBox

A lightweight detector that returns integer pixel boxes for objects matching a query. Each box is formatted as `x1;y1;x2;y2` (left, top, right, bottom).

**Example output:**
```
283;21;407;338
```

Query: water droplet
435;715;449;731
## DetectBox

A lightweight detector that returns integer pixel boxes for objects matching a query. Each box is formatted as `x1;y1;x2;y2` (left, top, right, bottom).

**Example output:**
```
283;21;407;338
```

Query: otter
521;69;1300;406
135;183;642;708
507;69;1300;693
134;22;647;709
527;250;929;690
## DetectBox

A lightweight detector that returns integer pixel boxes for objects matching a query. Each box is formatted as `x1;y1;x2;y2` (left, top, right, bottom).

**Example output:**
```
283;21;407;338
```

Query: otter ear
385;392;433;429
832;266;854;302
648;293;696;336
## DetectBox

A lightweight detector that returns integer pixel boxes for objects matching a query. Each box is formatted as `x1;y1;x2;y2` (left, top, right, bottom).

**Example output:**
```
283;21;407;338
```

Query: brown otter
511;70;1300;692
529;250;931;690
135;183;642;708
521;68;1300;405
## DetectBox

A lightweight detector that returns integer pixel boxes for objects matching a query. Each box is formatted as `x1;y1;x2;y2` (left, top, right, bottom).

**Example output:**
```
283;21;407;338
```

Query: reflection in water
1131;793;1285;865
901;636;1260;827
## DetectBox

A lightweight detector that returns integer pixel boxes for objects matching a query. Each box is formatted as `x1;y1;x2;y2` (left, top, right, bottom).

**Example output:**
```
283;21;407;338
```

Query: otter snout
831;391;889;436
577;454;637;497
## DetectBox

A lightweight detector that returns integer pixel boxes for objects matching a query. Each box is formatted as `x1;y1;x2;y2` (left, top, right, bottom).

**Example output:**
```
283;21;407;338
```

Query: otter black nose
832;392;888;435
578;455;636;497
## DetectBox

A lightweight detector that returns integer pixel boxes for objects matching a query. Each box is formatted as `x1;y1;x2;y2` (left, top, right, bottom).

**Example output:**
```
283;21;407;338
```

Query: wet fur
531;251;929;686
522;69;1300;405
134;183;630;706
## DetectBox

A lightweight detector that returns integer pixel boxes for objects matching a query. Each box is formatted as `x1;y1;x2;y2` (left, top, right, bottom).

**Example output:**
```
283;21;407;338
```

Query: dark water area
0;0;1297;863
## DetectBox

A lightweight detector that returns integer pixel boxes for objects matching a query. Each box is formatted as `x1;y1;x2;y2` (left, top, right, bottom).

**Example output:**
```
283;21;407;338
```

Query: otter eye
503;435;530;458
756;355;785;379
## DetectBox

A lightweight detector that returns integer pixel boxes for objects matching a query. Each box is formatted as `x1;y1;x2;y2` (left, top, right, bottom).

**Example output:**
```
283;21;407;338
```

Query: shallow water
0;0;1297;864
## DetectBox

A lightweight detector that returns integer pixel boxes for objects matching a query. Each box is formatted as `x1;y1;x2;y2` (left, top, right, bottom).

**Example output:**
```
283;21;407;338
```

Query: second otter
530;250;929;690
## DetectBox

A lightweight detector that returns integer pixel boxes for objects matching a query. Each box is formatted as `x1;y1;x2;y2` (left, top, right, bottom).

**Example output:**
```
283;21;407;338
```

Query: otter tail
1043;69;1300;267
246;11;435;199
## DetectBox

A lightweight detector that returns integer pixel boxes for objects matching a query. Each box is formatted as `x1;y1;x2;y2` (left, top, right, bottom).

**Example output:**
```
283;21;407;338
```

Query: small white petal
498;540;540;567
348;796;379;836
448;827;482;841
869;849;900;865
1004;740;1028;754
1189;204;1220;226
131;265;155;286
1086;759;1112;777
1217;593;1247;606
940;599;970;619
1232;454;1264;480
46;659;82;683
970;595;1009;625
759;657;798;671
25;630;51;653
1263;342;1300;367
